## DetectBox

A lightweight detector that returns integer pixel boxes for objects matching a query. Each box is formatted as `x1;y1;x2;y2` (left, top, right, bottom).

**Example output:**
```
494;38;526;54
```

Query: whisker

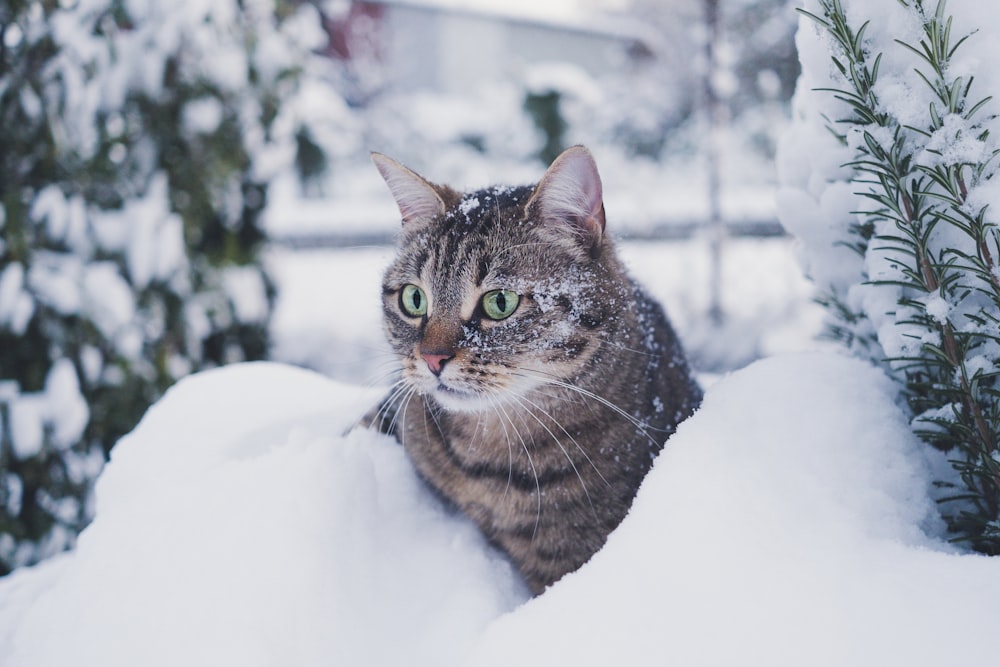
507;389;610;490
360;365;404;391
382;379;417;438
490;391;543;538
468;398;488;455
397;385;418;451
424;391;449;446
373;379;410;428
511;367;670;446
504;392;597;516
484;393;517;499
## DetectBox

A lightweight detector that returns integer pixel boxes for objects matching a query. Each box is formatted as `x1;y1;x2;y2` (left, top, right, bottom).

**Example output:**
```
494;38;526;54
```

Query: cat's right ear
371;153;447;226
526;145;606;257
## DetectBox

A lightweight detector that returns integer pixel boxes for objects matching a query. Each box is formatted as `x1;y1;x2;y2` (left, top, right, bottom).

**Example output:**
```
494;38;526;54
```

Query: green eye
400;284;427;317
482;289;520;320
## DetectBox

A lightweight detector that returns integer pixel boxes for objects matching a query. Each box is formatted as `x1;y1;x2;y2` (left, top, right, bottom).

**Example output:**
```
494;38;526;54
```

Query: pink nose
421;352;453;376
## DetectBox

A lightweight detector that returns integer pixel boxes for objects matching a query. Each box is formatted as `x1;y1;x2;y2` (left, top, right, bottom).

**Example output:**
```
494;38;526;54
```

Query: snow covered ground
3;349;999;665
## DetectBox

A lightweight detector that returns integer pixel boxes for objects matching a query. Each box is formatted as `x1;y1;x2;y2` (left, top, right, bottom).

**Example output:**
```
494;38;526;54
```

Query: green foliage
0;0;319;574
524;90;568;165
802;0;1000;551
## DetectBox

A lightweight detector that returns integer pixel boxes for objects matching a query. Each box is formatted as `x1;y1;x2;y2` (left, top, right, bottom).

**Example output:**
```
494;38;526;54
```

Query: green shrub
0;0;326;573
800;0;1000;551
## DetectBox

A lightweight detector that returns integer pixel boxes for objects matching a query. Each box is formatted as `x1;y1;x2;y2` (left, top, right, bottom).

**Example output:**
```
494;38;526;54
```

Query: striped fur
364;147;702;594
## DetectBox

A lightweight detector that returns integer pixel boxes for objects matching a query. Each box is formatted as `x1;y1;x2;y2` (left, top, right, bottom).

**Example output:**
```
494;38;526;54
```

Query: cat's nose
421;352;454;376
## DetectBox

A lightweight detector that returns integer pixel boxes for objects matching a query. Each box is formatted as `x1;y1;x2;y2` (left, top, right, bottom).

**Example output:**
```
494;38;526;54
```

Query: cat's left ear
526;145;606;255
371;152;447;226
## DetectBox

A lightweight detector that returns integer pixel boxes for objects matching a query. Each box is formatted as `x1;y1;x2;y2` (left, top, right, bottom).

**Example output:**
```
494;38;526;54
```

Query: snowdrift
2;354;1000;666
0;364;526;666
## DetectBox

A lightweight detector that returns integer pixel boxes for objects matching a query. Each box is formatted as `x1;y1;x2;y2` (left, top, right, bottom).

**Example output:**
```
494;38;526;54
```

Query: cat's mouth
413;376;493;413
430;381;484;411
435;381;469;396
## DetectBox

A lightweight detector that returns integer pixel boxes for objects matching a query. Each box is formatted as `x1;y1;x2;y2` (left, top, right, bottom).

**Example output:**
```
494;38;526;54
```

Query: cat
362;145;702;594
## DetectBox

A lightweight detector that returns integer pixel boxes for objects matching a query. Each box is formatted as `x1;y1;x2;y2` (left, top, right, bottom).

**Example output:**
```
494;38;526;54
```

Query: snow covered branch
785;0;1000;551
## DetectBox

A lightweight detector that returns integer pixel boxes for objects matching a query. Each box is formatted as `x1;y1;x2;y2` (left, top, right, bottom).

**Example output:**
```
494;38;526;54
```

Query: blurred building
324;0;652;98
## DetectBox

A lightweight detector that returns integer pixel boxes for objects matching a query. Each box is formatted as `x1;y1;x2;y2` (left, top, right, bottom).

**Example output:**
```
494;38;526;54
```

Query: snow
5;359;89;460
385;0;623;25
183;97;225;134
0;363;526;667
924;293;950;325
0;263;34;335
266;246;395;380
467;353;969;667
778;0;1000;368
39;360;90;452
3;353;999;665
221;266;270;324
82;263;137;349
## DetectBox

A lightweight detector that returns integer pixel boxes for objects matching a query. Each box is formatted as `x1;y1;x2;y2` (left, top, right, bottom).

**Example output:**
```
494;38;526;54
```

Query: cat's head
374;146;627;413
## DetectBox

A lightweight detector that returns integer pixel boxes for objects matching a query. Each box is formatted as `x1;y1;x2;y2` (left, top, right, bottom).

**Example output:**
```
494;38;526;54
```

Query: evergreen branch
810;0;1000;551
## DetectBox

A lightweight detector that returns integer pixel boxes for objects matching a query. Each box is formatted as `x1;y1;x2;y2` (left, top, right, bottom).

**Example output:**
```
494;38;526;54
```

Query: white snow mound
0;362;527;667
469;352;1000;666
2;354;1000;666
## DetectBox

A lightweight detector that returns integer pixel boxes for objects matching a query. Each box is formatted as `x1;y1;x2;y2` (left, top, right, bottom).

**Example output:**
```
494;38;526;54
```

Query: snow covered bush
0;0;332;573
780;0;1000;551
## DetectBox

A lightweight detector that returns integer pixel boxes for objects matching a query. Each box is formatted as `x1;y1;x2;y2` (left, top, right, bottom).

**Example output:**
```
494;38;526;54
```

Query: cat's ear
371;152;447;226
527;145;606;254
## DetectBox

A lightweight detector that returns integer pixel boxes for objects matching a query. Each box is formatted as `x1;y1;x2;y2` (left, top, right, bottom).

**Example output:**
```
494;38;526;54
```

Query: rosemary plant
801;0;1000;551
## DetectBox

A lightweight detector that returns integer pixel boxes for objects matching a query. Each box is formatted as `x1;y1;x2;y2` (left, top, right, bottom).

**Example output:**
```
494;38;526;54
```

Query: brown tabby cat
363;146;702;594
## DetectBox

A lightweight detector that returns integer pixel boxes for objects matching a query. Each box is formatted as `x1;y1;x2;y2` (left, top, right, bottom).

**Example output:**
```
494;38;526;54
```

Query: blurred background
0;0;818;574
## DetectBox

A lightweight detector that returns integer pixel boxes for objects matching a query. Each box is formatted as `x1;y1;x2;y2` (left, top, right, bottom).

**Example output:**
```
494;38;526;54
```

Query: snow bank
3;354;1000;665
0;363;526;667
469;353;1000;666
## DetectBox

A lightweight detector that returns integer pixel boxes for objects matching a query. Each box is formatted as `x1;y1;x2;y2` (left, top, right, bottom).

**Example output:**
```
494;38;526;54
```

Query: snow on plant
783;0;1000;551
0;0;333;573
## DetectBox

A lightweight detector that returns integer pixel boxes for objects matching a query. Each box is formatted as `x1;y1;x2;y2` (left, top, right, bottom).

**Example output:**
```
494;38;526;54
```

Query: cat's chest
403;404;527;483
401;400;581;517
